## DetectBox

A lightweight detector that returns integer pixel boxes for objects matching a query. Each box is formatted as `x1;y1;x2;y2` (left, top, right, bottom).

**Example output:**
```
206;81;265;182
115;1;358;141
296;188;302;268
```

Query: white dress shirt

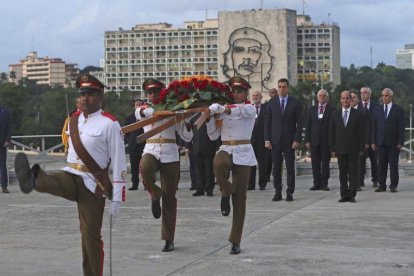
63;109;127;202
207;103;257;166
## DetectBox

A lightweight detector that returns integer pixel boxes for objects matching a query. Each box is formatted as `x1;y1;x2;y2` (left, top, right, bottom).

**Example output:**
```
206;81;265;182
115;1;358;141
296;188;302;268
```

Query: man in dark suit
265;78;303;202
305;89;335;191
249;91;269;190
124;96;146;190
371;88;405;193
359;87;379;187
351;90;370;191
0;106;11;193
329;91;364;202
191;113;216;196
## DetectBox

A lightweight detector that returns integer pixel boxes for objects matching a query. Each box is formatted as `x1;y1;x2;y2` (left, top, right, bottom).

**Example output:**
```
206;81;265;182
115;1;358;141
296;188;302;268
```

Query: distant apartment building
396;44;414;70
104;20;219;96
296;15;341;88
8;51;79;87
104;9;341;97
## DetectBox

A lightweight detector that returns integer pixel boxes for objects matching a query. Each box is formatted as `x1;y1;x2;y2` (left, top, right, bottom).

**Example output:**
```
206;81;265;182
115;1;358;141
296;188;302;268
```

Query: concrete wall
218;9;298;99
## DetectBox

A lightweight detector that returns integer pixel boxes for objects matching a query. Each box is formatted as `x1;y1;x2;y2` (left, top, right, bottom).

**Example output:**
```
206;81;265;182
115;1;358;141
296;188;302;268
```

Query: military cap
228;76;251;91
142;78;165;92
76;73;105;92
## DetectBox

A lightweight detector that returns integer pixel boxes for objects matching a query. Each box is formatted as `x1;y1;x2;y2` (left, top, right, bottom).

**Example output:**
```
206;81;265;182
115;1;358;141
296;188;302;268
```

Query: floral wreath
152;76;234;111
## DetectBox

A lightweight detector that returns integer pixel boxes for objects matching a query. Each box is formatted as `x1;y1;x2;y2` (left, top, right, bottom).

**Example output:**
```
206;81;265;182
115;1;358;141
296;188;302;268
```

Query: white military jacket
207;103;257;166
63;109;127;202
135;108;193;162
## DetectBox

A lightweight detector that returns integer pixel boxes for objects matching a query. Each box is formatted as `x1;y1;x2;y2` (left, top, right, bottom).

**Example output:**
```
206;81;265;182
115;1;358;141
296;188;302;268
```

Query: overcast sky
0;0;413;72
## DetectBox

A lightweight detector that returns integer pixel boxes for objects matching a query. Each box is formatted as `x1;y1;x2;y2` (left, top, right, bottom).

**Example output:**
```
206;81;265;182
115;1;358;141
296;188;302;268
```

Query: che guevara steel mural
221;27;275;91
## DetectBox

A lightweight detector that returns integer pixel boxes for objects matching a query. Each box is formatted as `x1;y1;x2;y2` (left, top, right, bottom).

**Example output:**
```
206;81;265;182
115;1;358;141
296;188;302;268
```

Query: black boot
162;240;174;252
151;198;161;219
14;153;37;194
230;243;241;255
221;196;231;216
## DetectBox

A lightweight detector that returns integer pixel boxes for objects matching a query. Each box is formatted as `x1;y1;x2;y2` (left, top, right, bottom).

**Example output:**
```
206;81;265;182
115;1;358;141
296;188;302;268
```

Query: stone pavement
1;153;414;275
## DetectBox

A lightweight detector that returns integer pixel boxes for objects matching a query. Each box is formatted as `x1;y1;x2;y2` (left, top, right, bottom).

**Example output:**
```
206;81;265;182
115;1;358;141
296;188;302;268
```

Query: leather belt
67;162;90;172
222;140;251;146
146;138;176;144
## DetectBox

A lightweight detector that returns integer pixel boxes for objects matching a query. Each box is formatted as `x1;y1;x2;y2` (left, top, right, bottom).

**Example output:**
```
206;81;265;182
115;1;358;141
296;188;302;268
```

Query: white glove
209;103;225;114
109;201;121;224
142;107;154;117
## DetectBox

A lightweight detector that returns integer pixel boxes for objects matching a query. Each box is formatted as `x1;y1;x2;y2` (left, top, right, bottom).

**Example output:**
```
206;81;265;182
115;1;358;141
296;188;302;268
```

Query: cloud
1;0;413;71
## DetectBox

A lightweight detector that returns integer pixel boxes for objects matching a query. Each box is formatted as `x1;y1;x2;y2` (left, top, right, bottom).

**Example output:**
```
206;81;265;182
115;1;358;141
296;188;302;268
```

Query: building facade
297;15;341;89
218;9;298;96
8;51;79;87
396;44;414;70
103;9;341;98
104;20;219;96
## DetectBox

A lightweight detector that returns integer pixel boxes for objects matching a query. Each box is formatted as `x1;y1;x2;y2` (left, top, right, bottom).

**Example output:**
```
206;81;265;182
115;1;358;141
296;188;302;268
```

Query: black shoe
192;191;204;196
321;186;330;191
372;182;378;188
1;187;10;193
14;153;36;194
221;196;231;216
309;186;320;191
230;243;241;255
151;199;161;219
338;198;348;202
206;191;213;197
390;187;397;193
128;187;138;191
162;241;174;252
348;198;356;203
286;194;294;202
375;187;386;192
272;193;282;201
259;186;266;191
247;186;255;190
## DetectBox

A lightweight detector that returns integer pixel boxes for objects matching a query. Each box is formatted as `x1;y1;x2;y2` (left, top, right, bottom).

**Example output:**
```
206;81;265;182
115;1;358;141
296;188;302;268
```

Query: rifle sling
69;114;112;199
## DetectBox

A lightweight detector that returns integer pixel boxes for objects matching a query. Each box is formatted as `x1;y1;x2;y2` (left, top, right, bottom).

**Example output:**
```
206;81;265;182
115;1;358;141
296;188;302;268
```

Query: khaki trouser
140;154;180;242
35;167;105;276
213;151;251;244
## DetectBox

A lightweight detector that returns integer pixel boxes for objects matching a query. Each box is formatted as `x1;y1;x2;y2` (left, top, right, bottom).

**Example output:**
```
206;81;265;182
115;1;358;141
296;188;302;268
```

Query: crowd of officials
8;73;405;276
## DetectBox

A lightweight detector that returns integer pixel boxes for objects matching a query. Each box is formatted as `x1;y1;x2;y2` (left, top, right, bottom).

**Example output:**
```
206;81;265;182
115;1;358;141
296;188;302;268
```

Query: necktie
363;101;368;109
342;110;348;126
319;105;324;114
280;99;285;114
384;104;388;119
256;105;260;114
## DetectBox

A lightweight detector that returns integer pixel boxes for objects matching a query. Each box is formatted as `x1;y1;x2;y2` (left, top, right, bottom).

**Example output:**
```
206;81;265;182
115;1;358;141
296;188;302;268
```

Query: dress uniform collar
81;109;102;119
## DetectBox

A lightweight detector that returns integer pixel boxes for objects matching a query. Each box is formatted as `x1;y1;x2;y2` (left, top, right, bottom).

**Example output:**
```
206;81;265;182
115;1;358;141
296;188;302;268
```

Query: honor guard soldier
206;76;257;255
136;78;193;252
14;73;127;276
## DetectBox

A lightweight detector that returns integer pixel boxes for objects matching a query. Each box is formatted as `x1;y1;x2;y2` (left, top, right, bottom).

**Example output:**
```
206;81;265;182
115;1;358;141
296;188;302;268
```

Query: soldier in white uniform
14;74;127;276
136;79;193;252
207;76;256;255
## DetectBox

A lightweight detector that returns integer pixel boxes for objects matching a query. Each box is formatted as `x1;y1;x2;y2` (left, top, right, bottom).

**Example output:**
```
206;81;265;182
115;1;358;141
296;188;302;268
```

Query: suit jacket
124;112;145;152
264;96;303;145
251;102;267;145
371;103;405;146
329;108;364;154
0;106;11;145
304;103;335;146
358;100;379;144
192;122;216;156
